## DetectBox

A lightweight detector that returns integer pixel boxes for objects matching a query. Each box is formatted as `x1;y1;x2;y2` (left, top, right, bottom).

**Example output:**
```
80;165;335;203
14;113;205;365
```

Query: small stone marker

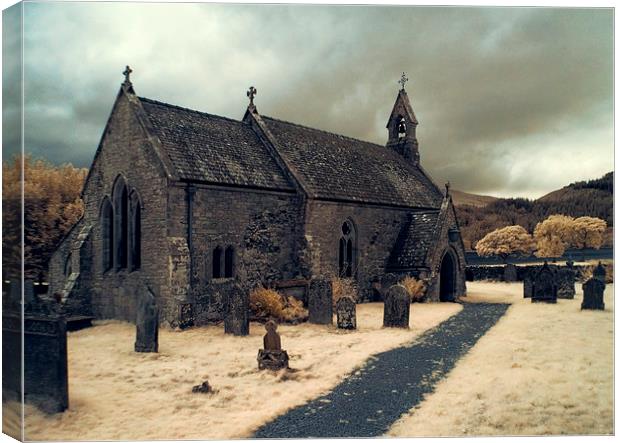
523;275;532;298
336;297;357;330
557;265;576;299
581;278;605;311
135;285;159;353
531;262;557;304
257;320;289;370
593;261;607;283
383;284;410;328
192;381;213;394
503;264;517;282
308;277;333;325
224;282;249;336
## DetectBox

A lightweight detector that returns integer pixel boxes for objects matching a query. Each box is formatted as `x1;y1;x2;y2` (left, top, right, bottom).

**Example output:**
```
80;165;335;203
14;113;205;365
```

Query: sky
2;2;614;198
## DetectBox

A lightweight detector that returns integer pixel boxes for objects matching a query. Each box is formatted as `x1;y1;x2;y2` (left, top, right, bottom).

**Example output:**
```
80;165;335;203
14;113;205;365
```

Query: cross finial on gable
398;72;408;91
123;65;133;85
445;181;451;195
247;86;257;108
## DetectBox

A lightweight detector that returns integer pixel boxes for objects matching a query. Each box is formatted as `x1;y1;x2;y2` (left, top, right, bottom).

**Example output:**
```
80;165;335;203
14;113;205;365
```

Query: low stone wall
466;264;590;283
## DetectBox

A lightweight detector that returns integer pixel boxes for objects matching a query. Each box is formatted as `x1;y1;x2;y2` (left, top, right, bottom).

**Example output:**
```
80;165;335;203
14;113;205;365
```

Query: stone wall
49;92;172;325
466;264;589;282
303;200;408;302
186;184;303;323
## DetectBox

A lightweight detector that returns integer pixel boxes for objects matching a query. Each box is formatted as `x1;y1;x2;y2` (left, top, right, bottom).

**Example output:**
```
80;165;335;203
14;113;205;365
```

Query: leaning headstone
257;320;289;370
531;262;557;304
593;261;607;283
581;278;605;310
523;274;533;298
503;264;518;282
224;282;249;336
383;284;410;328
336;297;357;330
308;277;333;325
556;266;576;299
135;285;159;353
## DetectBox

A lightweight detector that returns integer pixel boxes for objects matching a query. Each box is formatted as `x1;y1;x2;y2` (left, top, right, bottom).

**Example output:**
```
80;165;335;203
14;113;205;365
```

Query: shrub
249;287;308;323
332;277;358;307
580;262;614;284
400;276;427;302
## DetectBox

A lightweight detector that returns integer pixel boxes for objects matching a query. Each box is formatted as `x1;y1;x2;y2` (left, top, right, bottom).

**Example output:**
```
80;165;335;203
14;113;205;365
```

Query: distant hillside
451;190;498;207
455;172;613;250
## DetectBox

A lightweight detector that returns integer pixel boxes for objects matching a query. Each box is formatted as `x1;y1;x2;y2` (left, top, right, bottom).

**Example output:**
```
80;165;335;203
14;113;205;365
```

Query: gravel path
254;302;510;438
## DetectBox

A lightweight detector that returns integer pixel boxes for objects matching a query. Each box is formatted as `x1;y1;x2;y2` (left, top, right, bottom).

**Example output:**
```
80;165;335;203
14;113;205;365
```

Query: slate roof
262;117;444;208
139;98;294;191
138;96;443;208
388;210;440;269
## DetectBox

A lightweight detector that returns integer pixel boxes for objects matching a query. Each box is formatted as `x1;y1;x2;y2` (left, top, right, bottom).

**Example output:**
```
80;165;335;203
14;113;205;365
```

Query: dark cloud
14;3;613;197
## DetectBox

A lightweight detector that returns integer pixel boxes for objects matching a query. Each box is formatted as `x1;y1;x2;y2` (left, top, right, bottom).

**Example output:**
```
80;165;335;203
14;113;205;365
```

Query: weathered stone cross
123;65;133;84
398;72;408;90
247;86;257;107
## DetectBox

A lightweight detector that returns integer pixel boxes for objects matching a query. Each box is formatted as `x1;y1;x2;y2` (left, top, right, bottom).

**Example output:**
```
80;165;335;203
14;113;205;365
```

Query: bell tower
386;73;420;166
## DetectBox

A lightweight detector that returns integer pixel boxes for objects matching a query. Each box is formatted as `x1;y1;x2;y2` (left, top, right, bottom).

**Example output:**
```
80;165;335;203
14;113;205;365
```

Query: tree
533;214;574;258
3;155;87;279
475;225;535;262
570;216;607;250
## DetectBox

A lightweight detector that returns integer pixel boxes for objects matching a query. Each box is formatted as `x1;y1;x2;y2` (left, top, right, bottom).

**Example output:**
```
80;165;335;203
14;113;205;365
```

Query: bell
398;120;406;135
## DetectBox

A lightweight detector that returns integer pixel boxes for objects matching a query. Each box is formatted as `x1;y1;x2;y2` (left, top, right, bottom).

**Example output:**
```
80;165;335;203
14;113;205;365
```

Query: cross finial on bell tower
398;72;408;91
247;86;257;109
123;65;133;85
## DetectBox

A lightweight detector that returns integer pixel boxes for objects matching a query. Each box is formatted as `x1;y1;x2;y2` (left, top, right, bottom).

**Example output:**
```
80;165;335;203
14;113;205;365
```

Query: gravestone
257;320;289;370
581;278;605;310
523;275;533;298
531;262;557;304
3;313;69;413
383;284;410;328
135;285;159;353
593;261;607;283
503;264;518;282
556;265;576;299
224;282;249;336
308;277;333;325
336;296;357;330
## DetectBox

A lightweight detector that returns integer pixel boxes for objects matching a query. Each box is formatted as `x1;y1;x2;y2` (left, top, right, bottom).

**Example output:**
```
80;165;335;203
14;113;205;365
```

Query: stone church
48;68;466;327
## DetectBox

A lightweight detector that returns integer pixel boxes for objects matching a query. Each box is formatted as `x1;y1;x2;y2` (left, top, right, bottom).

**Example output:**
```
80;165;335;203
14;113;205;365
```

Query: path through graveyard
254;302;510;438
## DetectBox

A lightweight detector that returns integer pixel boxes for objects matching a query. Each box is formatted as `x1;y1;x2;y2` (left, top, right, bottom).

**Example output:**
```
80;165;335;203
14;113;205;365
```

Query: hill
455;172;613;250
450;190;498;207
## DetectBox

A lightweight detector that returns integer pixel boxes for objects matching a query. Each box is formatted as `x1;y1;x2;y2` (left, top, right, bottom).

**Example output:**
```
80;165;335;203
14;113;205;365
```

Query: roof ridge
138;96;244;125
262;115;385;149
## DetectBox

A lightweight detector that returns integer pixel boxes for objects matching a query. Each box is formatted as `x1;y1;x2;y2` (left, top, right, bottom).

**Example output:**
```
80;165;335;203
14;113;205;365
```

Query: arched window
64;253;72;277
224;246;234;278
339;219;356;277
130;191;142;271
101;197;113;271
212;246;222;279
113;177;129;269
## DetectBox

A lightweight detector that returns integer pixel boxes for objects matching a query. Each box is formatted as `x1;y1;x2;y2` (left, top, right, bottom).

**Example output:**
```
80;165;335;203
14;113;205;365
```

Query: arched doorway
439;251;456;302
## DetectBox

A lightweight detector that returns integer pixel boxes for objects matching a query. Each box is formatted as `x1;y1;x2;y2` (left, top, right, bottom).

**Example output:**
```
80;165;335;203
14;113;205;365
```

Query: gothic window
101;197;113;272
338;219;356;277
224;246;235;278
113;177;129;270
64;254;72;277
212;246;222;279
129;192;142;271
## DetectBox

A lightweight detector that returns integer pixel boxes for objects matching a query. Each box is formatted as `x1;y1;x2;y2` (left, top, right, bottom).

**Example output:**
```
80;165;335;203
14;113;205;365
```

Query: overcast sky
2;2;613;198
